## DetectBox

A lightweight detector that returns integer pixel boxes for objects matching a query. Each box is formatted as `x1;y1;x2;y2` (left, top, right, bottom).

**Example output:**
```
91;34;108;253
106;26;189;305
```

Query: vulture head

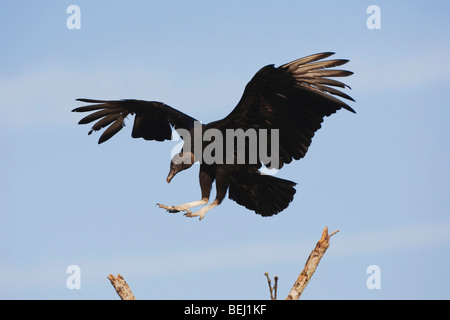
166;152;195;183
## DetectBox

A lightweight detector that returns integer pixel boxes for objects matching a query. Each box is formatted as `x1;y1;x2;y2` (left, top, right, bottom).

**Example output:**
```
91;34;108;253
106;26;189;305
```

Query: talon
183;209;193;217
183;209;206;221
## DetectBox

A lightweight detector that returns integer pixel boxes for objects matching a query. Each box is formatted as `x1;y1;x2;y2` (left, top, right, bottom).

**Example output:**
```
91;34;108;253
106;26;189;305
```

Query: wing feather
78;108;122;125
88;113;121;135
282;52;335;71
98;117;125;144
72;99;197;144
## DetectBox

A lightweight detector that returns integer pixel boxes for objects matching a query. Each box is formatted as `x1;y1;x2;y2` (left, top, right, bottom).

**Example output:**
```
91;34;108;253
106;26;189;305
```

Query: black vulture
72;52;355;220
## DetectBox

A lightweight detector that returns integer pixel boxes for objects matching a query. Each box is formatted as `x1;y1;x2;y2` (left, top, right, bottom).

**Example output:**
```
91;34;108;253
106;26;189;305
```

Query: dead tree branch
107;274;136;300
285;226;339;300
264;272;278;300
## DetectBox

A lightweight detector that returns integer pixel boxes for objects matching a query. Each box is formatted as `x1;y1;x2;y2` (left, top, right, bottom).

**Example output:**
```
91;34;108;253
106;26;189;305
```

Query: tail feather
228;169;296;216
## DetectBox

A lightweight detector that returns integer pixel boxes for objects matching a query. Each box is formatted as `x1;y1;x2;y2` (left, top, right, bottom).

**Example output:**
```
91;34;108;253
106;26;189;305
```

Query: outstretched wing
215;52;355;169
72;99;198;144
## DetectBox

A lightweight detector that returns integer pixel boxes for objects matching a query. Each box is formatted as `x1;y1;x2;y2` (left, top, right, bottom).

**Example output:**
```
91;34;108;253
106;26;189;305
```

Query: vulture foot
157;203;193;214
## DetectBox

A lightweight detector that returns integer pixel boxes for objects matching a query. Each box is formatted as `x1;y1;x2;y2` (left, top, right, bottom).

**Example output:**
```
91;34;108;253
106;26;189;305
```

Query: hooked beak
166;170;175;183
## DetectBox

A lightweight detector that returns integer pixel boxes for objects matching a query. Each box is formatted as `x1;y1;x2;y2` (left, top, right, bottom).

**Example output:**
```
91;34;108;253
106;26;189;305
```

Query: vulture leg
183;168;228;220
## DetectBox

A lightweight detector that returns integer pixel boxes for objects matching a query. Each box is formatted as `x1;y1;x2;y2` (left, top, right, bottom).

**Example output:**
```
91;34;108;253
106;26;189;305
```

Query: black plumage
72;52;355;220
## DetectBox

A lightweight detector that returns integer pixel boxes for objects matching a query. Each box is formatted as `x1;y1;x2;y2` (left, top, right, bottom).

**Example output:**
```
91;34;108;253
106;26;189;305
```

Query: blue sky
1;1;449;299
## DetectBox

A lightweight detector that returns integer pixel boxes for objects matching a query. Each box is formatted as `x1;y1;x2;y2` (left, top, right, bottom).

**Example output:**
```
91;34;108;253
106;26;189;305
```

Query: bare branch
264;272;278;300
273;276;278;300
107;274;136;300
285;226;339;300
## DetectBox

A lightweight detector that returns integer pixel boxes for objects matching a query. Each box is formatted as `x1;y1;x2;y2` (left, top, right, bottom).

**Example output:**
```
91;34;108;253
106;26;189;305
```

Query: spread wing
213;52;355;169
72;99;198;144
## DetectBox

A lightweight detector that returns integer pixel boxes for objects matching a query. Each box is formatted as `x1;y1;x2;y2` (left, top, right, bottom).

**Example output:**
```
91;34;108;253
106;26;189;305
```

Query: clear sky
1;0;449;299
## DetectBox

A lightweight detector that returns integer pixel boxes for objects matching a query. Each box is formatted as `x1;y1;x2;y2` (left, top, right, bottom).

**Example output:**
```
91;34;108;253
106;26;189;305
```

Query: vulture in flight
72;52;355;220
